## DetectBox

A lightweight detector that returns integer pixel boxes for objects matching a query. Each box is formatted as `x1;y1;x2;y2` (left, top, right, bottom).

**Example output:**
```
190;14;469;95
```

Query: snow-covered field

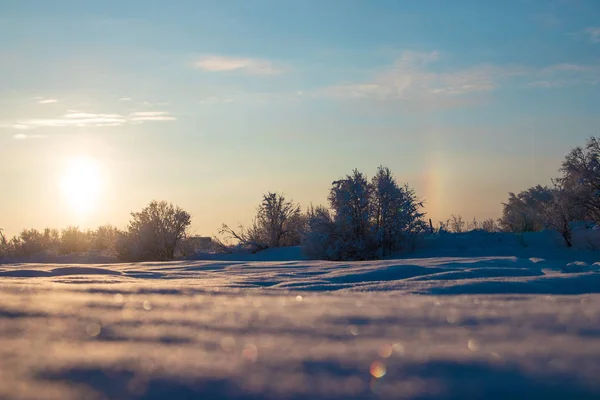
1;237;600;399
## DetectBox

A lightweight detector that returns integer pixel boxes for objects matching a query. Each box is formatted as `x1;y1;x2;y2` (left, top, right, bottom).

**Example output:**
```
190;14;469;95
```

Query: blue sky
1;0;599;236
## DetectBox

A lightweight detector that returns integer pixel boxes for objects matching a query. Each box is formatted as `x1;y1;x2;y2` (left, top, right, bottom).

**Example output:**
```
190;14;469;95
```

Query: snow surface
1;235;600;399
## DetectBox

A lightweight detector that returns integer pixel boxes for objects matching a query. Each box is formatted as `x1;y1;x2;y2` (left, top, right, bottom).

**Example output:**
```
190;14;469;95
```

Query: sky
1;0;599;238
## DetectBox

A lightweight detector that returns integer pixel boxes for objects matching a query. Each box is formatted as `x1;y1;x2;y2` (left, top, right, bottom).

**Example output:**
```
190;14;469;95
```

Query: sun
60;156;103;215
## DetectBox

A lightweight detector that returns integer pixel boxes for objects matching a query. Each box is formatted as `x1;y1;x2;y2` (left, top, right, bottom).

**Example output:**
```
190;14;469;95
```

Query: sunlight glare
60;156;103;215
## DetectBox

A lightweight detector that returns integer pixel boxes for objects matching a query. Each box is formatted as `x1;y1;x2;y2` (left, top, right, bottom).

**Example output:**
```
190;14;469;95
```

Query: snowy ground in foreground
1;251;600;399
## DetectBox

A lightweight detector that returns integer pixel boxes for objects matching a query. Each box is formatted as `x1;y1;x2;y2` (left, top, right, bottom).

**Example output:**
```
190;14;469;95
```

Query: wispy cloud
320;51;524;102
10;110;176;131
524;80;568;89
194;55;284;75
129;111;176;121
38;98;58;104
13;133;45;140
319;51;600;104
34;96;58;104
119;97;133;101
200;96;235;105
586;27;600;43
529;62;600;88
15;112;126;128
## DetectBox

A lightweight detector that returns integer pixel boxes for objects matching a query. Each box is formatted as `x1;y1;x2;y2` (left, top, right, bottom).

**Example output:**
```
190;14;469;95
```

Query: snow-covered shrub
220;192;303;253
570;222;600;250
499;185;554;232
116;200;191;261
302;205;339;260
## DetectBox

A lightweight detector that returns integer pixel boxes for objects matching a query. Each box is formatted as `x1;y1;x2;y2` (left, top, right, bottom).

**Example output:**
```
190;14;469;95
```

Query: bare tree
481;218;500;233
448;215;466;233
220;192;302;253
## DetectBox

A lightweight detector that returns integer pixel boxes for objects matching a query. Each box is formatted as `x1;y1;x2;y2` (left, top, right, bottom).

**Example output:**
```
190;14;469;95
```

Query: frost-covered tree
117;200;191;261
304;167;426;260
328;169;376;260
560;136;600;223
499;185;554;232
371;166;426;255
220;192;303;253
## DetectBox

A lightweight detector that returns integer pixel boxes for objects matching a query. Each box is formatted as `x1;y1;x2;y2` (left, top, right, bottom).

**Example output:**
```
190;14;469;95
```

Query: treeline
0;201;195;262
2;136;599;261
0;166;428;262
497;136;600;247
219;166;427;260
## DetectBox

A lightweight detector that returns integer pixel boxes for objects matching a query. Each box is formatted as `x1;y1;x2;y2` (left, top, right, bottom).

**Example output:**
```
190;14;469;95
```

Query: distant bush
13;229;47;256
59;226;91;254
90;225;120;252
480;218;500;233
438;216;500;233
304;166;426;260
116;200;191;261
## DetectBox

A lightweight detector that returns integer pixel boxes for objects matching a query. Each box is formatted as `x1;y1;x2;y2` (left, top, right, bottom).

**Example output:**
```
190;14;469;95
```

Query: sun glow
60;156;103;215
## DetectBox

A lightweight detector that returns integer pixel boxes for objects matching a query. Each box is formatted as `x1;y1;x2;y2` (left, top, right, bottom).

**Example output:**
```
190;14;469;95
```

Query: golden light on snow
60;156;103;216
369;361;386;378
